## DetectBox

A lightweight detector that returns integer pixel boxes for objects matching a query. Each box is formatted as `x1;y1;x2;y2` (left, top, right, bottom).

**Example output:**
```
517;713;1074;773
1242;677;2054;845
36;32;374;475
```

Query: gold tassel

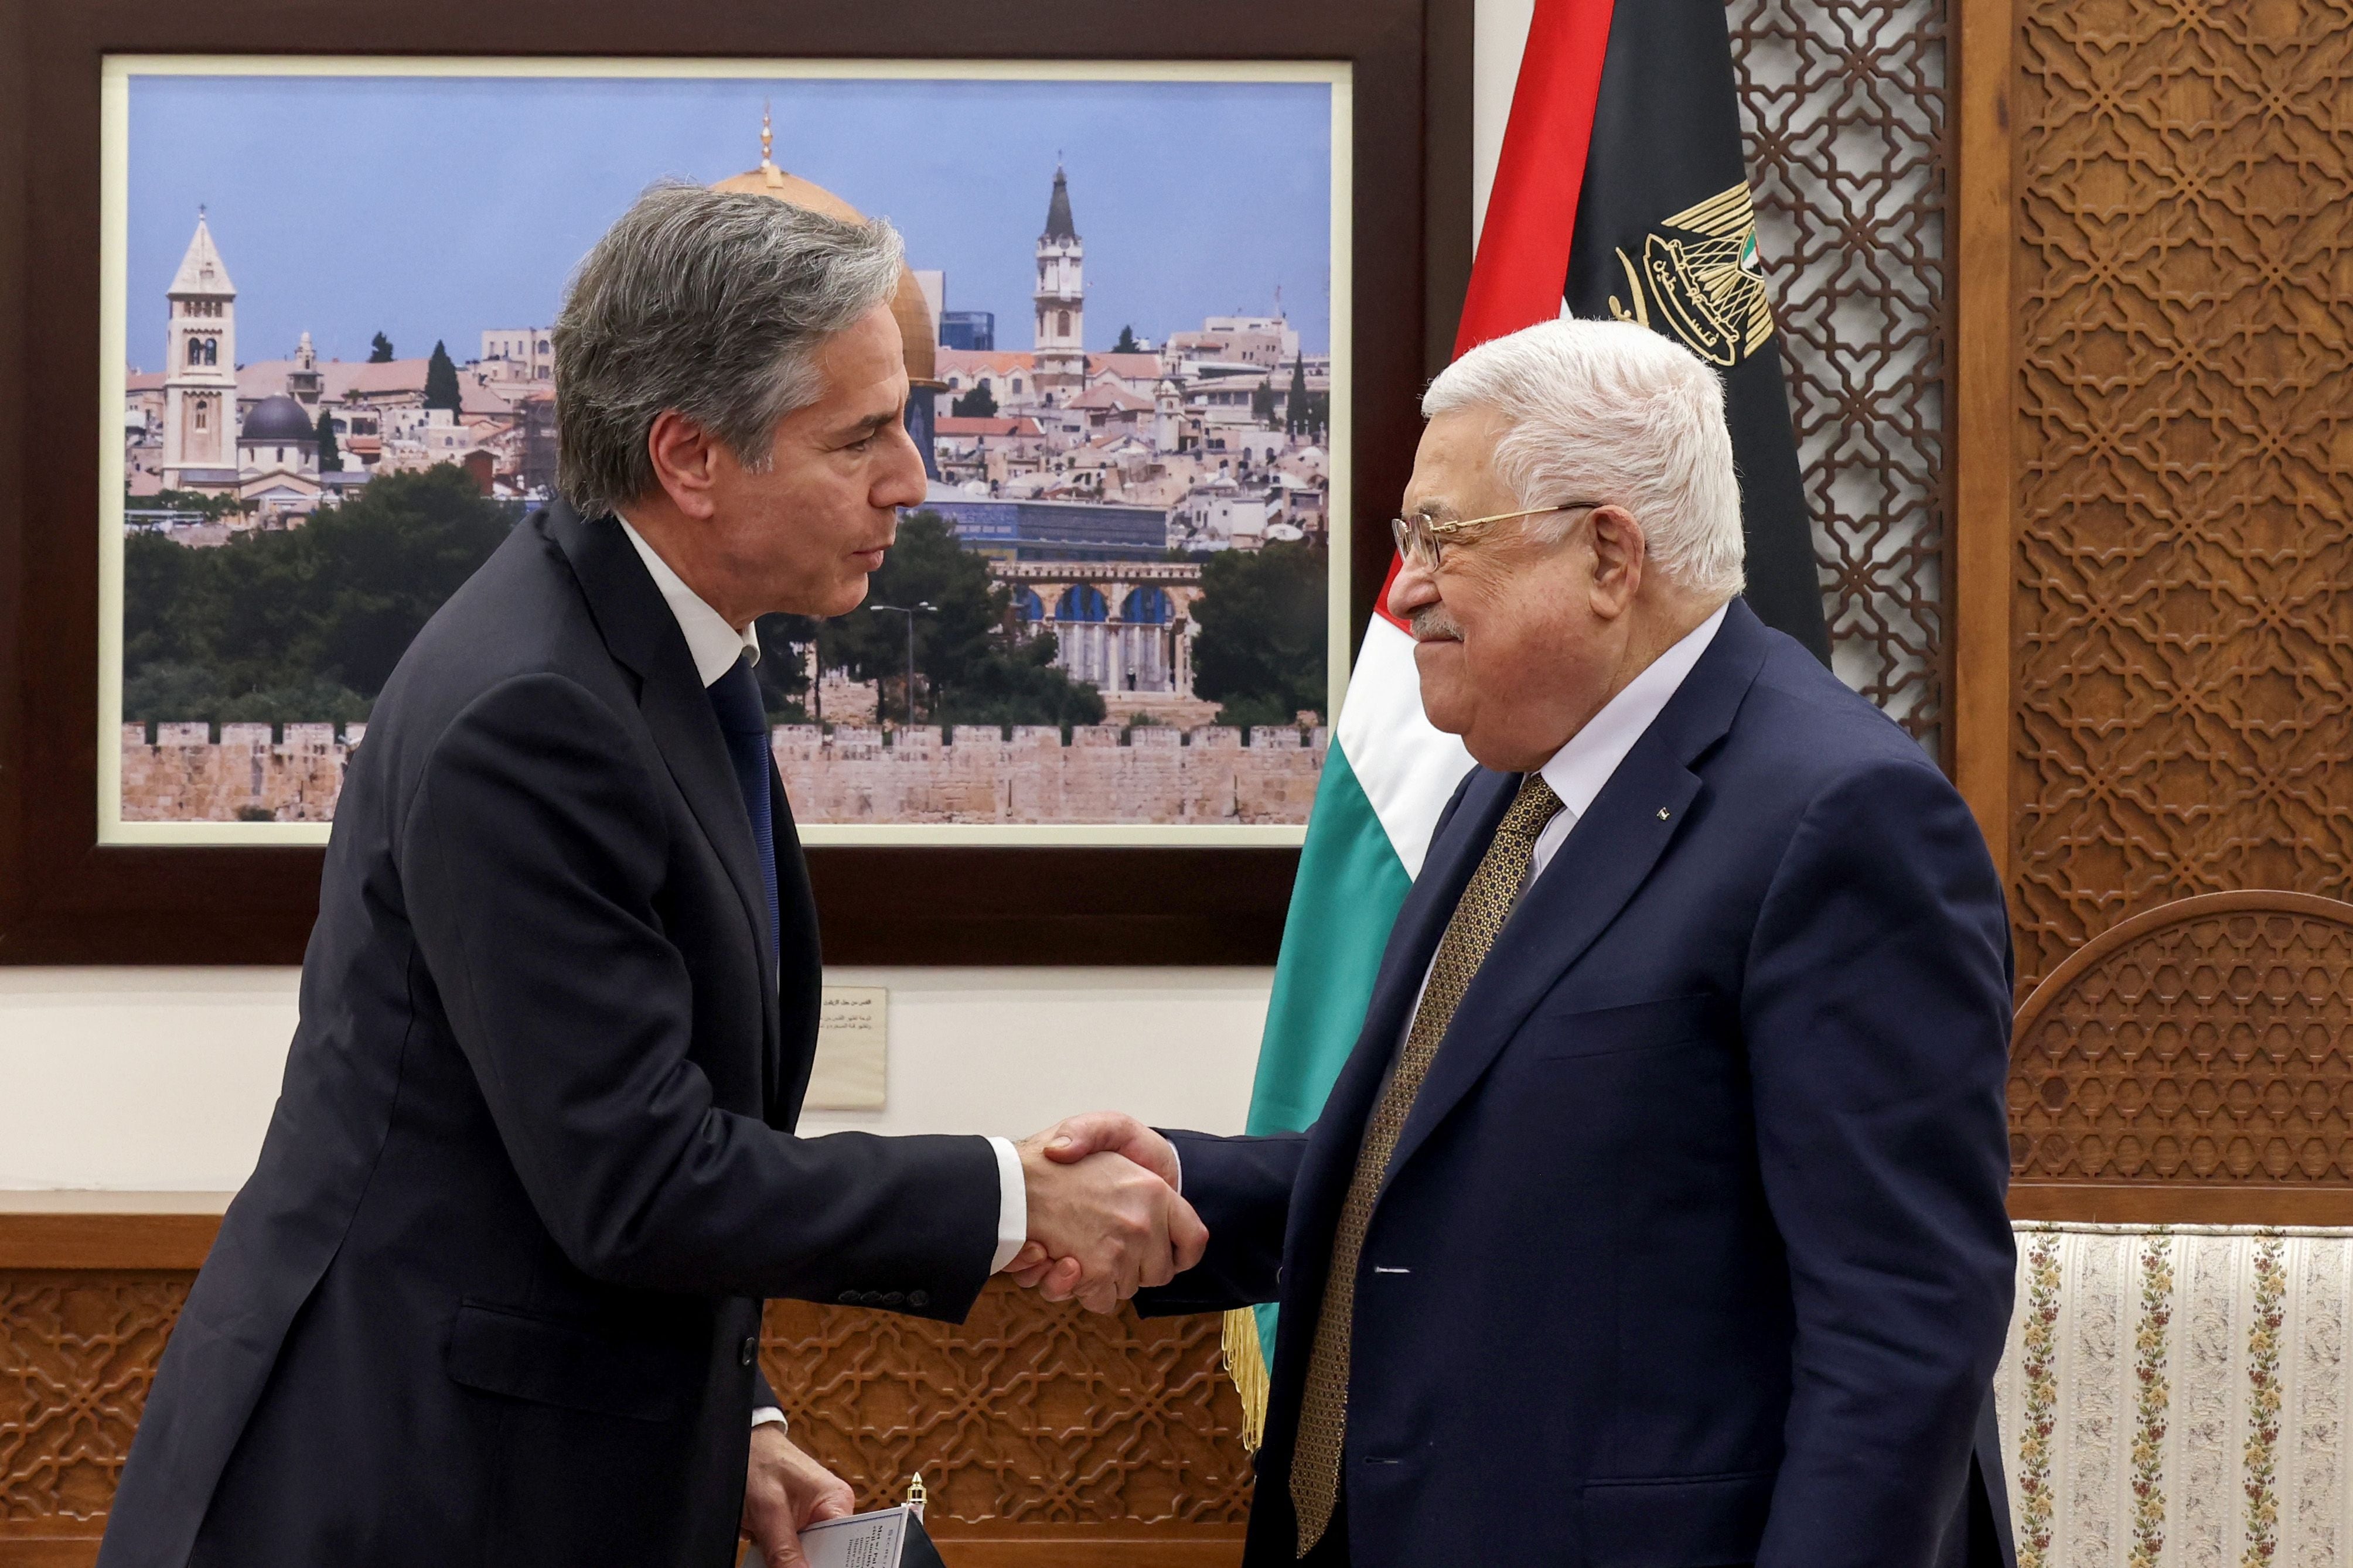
1220;1307;1270;1453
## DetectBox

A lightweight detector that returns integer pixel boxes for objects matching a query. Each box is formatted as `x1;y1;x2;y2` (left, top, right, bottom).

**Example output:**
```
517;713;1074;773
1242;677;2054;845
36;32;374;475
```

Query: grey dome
241;395;315;445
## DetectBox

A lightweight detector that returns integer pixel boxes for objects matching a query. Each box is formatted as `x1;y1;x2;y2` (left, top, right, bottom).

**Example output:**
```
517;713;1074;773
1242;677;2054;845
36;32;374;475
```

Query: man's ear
646;410;721;520
1586;505;1646;619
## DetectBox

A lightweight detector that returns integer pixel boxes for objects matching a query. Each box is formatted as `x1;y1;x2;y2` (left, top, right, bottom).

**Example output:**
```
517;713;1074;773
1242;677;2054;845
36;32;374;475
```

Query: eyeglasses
1389;502;1602;570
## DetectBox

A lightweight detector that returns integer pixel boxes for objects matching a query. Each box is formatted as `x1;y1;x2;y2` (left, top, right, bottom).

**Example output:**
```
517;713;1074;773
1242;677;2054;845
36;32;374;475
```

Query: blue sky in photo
125;72;1332;372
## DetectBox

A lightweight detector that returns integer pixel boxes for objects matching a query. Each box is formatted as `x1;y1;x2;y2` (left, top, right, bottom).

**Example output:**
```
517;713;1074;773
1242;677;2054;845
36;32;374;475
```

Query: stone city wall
117;722;1324;826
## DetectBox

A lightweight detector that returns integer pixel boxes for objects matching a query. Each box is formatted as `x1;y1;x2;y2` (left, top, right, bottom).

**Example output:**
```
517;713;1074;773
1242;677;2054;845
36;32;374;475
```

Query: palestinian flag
1221;0;1829;1440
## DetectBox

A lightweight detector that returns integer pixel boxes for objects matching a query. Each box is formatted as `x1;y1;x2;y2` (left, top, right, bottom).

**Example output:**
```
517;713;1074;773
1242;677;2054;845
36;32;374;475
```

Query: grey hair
1422;317;1745;599
554;180;906;515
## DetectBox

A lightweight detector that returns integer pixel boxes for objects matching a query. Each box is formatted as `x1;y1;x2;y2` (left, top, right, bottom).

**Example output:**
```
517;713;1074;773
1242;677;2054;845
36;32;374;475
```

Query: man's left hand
741;1423;855;1568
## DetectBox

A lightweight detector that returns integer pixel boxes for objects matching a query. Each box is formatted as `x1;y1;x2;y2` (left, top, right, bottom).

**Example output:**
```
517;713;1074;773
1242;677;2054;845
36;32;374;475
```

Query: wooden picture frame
0;0;1474;965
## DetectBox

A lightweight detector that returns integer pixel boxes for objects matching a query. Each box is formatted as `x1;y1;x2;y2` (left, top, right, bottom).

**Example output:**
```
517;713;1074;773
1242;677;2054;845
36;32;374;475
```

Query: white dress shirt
1399;603;1728;1047
616;518;1028;1430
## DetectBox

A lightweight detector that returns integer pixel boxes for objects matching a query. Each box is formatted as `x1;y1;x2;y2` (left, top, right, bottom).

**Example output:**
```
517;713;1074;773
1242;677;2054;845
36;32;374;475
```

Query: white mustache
1410;604;1463;642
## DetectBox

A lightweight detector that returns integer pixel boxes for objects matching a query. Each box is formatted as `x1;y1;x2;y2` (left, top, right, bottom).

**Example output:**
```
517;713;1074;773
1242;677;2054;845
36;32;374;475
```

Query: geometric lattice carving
763;1283;1253;1525
0;1275;187;1531
2008;893;2353;1184
0;1270;1242;1543
1730;0;1951;752
2011;4;2353;985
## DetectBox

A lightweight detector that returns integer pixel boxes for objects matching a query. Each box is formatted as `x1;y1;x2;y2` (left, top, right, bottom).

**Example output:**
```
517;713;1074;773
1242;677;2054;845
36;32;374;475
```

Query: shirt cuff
987;1135;1027;1273
751;1407;786;1433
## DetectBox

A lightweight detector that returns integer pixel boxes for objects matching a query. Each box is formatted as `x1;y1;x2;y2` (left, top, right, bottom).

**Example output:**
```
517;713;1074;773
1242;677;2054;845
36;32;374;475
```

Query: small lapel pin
1657;808;1671;821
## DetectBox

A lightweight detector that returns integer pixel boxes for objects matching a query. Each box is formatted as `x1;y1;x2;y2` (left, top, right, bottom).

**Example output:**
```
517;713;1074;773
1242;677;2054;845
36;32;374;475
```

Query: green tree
119;464;510;725
1251;380;1278;427
931;633;1104;732
1112;324;1141;354
1285;352;1311;436
369;332;394;363
820;510;1102;729
298;464;510;693
423;340;463;413
315;408;342;473
1189;541;1328;727
753;613;819;720
950;380;998;418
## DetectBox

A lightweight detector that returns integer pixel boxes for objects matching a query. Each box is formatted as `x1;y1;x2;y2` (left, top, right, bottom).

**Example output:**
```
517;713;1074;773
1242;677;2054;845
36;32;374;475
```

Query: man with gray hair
1029;318;2018;1566
99;184;1202;1568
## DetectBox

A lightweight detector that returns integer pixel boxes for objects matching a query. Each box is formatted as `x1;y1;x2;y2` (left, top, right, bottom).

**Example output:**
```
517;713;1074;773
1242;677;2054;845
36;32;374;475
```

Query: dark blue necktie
705;653;780;968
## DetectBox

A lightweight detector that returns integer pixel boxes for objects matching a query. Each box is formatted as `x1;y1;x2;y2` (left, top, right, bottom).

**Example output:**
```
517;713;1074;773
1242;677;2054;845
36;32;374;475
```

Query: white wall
0;6;1536;1191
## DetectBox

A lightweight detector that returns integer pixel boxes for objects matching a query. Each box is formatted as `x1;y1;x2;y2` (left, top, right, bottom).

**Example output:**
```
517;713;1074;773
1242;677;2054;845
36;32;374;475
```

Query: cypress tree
423;340;463;414
369;332;394;363
315;408;342;473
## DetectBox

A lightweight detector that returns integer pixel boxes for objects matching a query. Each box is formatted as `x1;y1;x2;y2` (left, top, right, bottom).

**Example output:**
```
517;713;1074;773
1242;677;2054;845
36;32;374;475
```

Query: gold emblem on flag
1607;182;1777;367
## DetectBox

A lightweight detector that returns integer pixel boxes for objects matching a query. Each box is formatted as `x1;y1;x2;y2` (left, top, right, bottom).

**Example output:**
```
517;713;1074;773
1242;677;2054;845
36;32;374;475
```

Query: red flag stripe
1369;0;1617;623
1372;552;1408;631
1452;0;1618;357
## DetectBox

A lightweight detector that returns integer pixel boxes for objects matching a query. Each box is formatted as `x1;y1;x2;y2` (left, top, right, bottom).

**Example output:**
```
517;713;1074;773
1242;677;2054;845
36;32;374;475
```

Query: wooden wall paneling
2006;890;2353;1217
0;1207;1246;1566
1951;0;2016;885
758;1291;1251;1534
2003;0;2353;989
1728;0;1957;762
0;1272;189;1554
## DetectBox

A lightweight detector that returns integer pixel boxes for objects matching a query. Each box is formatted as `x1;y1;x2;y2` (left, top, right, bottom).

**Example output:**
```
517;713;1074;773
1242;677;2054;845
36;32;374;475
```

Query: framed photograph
1;0;1471;964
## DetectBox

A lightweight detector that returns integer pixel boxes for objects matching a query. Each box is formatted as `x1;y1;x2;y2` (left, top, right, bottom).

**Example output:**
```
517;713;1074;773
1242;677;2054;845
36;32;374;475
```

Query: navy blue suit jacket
100;505;1001;1568
1141;600;2017;1567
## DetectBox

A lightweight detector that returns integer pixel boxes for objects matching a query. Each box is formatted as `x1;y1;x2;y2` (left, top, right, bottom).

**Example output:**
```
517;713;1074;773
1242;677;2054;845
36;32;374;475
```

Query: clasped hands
1001;1112;1203;1313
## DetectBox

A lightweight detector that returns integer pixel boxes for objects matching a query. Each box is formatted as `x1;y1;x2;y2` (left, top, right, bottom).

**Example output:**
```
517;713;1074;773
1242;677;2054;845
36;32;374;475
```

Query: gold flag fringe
1220;1307;1270;1452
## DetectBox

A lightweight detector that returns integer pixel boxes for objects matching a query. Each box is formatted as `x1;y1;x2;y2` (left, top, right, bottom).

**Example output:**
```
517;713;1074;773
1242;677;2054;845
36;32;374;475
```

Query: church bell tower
161;210;238;488
1032;164;1085;399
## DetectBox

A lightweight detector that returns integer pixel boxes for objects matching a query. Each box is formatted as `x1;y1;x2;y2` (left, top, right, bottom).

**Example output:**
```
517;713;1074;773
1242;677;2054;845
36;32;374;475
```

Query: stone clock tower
1032;164;1085;399
160;210;238;488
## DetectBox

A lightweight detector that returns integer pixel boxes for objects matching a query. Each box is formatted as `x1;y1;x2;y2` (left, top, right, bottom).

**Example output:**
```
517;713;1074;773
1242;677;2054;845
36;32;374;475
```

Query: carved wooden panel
2008;1;2353;986
1729;0;1953;755
2008;892;2353;1190
761;1287;1252;1527
0;1276;186;1532
0;1266;1242;1556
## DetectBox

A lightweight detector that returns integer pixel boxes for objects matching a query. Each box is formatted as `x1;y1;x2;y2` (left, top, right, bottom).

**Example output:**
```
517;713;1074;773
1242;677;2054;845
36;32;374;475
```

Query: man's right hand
1014;1131;1206;1314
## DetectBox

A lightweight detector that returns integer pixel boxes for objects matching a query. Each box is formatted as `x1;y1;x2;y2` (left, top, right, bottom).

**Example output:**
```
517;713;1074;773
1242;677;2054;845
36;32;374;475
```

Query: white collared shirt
1397;603;1728;1051
612;515;1029;1326
1525;601;1727;880
615;515;759;688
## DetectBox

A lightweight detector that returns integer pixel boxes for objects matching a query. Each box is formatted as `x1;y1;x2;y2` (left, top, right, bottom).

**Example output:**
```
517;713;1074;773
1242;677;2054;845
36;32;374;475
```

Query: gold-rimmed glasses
1389;502;1602;570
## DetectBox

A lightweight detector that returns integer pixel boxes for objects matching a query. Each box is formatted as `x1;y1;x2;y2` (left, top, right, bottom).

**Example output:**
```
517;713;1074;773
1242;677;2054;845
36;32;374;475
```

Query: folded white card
795;1504;942;1568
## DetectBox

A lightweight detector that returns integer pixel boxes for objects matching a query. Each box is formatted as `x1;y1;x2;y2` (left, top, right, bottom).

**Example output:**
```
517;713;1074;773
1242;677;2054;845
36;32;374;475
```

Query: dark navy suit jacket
99;504;1001;1568
1141;600;2017;1568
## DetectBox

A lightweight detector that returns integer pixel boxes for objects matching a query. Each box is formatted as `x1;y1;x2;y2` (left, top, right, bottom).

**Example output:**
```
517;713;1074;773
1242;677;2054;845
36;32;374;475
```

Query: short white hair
1422;317;1745;599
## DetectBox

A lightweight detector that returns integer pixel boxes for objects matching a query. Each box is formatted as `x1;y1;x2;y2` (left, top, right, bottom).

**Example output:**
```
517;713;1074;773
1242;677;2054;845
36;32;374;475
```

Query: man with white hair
1029;319;2017;1566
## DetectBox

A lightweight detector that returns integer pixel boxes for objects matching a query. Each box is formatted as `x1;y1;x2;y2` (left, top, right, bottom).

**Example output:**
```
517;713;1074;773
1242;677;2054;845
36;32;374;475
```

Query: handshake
1001;1112;1206;1313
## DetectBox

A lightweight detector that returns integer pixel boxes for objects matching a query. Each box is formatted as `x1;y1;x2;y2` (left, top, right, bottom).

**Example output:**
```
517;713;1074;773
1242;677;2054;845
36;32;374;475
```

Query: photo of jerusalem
113;69;1339;831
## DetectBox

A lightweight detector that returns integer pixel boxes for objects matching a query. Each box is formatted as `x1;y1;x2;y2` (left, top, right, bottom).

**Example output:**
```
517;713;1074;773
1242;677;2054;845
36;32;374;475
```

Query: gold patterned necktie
1291;773;1565;1556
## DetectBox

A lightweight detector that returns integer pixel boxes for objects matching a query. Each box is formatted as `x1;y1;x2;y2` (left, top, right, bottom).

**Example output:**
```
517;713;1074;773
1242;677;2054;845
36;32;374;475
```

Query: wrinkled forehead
1403;406;1510;518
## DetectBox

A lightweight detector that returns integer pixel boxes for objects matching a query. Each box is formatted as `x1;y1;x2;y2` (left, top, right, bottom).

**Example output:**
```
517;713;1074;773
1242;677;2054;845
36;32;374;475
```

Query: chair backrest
1994;1221;2353;1566
2009;890;2353;1193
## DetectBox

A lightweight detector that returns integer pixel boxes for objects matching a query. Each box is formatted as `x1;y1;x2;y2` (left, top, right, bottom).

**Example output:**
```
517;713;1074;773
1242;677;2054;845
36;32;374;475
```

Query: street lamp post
867;602;936;729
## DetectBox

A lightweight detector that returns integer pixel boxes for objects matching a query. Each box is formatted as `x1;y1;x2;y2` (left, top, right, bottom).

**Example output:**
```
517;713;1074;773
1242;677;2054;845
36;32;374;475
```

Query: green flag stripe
1246;740;1413;1138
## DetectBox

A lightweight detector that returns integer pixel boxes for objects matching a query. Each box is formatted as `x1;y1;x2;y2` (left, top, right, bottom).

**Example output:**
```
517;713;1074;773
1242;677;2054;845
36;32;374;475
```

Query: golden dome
714;110;941;388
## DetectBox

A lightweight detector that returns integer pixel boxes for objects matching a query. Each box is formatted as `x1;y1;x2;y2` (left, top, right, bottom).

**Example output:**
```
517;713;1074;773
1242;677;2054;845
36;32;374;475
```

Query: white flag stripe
1334;617;1476;880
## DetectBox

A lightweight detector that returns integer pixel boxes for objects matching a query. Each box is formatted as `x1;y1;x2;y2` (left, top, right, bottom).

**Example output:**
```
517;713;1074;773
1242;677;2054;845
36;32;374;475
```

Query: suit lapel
769;770;821;1117
1282;771;1516;1263
545;504;782;1058
1379;600;1775;1184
